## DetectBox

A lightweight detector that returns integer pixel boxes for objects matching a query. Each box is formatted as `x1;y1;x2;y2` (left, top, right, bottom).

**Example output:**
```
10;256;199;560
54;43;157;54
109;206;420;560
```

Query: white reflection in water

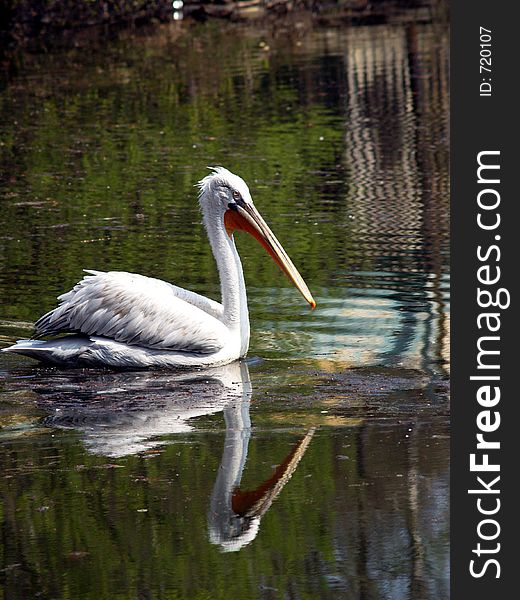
37;361;314;552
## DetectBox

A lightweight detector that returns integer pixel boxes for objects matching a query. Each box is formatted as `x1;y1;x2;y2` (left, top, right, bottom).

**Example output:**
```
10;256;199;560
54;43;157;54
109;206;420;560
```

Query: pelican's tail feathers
1;337;93;366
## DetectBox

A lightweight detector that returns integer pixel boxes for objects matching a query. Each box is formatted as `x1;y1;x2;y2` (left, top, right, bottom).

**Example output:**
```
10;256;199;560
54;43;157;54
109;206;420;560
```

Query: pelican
2;167;315;368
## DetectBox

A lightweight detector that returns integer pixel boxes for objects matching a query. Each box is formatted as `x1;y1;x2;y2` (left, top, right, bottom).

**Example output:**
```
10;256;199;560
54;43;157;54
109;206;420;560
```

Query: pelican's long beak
224;202;316;309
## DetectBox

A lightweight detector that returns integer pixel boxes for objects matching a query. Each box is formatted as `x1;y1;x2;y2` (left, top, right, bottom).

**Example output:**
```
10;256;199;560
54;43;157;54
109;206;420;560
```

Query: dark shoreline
1;0;445;57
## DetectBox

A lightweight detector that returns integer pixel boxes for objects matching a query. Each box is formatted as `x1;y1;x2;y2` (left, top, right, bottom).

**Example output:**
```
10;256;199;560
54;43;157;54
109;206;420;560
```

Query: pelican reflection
30;361;314;552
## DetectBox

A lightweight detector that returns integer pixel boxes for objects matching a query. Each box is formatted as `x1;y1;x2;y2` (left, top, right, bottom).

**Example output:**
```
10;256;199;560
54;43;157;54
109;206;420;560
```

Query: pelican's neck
203;210;250;348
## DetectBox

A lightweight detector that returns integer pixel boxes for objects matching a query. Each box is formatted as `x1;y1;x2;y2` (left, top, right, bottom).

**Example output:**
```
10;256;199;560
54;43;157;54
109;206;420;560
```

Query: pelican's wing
34;270;228;354
163;282;223;320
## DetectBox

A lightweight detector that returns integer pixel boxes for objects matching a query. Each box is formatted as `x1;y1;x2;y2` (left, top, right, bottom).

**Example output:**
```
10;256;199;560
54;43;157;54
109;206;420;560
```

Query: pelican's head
198;167;316;309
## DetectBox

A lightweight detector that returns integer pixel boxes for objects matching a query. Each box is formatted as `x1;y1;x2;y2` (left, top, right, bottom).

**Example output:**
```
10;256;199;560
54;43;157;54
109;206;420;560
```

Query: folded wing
34;270;228;354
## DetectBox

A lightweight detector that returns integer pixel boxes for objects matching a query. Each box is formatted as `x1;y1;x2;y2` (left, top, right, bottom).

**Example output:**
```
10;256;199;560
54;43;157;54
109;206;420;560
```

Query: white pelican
2;167;315;368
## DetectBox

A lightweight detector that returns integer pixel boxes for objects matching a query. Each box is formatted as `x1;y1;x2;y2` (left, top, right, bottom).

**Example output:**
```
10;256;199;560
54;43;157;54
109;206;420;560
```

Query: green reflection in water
0;361;448;599
1;7;449;600
0;15;449;373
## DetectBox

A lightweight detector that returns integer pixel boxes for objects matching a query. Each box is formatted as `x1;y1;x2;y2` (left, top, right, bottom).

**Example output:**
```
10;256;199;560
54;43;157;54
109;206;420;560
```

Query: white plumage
35;270;227;353
2;167;315;368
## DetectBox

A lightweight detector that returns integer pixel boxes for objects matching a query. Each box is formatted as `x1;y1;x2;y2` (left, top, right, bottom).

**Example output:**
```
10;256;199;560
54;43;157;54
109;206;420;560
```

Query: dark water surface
0;9;449;600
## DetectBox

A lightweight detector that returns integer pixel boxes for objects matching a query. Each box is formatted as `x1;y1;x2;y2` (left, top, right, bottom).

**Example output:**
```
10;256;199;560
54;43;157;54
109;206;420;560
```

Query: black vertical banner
452;1;517;597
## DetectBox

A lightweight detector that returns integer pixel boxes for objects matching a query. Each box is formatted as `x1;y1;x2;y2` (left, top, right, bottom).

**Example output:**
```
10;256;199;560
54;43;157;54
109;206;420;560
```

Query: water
0;8;449;599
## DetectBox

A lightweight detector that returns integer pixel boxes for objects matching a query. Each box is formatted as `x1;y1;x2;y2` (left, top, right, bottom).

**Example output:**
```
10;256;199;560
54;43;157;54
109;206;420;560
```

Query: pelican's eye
232;190;241;201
